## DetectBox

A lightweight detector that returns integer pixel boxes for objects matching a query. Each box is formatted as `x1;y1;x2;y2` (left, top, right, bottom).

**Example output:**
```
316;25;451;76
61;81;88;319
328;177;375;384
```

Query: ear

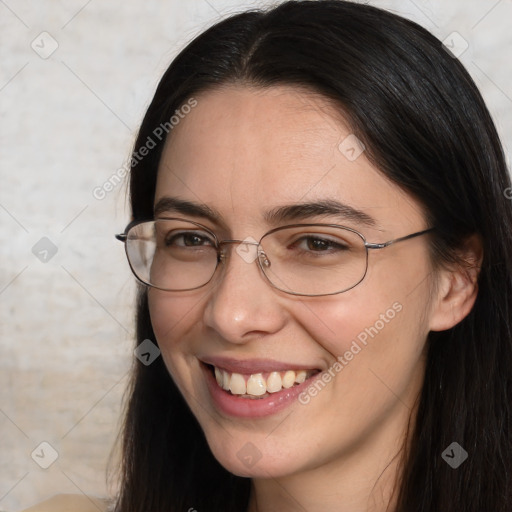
429;234;483;332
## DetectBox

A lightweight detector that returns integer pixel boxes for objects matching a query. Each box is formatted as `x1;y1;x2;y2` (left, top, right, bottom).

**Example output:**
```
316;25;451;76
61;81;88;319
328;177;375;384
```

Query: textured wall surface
1;0;510;510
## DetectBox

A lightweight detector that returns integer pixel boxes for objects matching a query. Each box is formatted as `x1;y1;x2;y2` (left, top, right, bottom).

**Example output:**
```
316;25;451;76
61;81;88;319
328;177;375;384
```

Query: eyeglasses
115;218;434;297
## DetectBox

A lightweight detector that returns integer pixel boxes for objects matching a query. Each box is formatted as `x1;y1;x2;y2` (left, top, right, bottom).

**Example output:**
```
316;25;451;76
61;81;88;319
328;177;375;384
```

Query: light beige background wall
1;0;510;510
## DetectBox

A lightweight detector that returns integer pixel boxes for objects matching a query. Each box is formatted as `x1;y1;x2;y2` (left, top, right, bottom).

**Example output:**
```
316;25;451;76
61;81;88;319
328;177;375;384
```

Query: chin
202;428;306;479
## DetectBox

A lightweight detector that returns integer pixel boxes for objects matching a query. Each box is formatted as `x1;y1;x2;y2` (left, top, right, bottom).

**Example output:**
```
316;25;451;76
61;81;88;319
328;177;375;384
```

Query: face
148;85;436;479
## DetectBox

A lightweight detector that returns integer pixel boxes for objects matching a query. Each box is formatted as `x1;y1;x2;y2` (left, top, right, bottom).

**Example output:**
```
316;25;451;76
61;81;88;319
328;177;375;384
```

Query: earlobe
429;234;483;332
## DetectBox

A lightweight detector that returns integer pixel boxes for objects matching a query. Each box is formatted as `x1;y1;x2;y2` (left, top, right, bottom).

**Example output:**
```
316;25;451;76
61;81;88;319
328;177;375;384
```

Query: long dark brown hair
109;1;512;510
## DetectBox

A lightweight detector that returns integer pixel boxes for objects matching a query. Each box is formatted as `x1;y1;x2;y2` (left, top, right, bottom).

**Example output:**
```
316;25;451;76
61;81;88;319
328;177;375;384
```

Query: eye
164;230;215;248
294;235;349;253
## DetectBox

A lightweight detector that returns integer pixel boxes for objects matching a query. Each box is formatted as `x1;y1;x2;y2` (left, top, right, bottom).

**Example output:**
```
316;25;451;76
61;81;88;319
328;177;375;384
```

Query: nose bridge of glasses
219;239;260;247
218;238;264;264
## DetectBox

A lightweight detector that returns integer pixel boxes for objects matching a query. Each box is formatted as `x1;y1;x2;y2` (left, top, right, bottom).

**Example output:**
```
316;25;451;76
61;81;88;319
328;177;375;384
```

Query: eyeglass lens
125;219;368;296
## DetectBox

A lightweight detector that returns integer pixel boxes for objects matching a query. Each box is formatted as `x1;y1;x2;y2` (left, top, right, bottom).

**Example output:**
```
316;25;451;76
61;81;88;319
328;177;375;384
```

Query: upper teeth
213;366;314;397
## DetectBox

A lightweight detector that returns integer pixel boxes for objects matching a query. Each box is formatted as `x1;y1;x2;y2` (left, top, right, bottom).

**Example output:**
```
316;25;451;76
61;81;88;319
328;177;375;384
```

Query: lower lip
201;364;320;418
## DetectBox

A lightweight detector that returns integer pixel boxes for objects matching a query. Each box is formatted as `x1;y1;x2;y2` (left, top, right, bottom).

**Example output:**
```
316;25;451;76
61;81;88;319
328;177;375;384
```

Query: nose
202;240;287;343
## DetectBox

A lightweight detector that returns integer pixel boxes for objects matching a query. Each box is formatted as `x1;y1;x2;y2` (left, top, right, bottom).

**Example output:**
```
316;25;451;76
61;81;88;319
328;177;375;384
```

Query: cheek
293;288;405;360
292;265;430;401
147;289;207;364
290;293;425;431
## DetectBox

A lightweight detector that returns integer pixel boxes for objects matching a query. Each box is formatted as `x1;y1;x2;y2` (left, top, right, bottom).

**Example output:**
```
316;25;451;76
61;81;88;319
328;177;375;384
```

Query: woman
26;1;512;511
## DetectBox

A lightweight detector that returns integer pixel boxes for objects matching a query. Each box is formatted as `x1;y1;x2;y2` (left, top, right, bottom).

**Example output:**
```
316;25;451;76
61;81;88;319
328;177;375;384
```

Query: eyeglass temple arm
115;234;127;242
365;227;435;250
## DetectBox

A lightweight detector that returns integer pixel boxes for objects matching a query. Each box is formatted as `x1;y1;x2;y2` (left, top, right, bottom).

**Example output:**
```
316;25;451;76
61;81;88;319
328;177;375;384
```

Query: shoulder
20;494;111;512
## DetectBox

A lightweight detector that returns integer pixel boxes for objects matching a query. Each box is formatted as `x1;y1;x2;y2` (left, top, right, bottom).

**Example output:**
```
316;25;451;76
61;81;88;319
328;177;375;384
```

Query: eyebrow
154;196;377;228
264;200;377;228
154;197;221;224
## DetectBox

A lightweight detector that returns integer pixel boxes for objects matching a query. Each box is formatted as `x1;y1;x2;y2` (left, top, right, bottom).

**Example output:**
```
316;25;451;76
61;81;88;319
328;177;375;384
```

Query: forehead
155;85;424;234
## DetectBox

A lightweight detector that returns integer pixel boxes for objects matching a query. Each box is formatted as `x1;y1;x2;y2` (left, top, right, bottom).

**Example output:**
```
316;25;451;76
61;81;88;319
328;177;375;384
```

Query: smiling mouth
206;364;321;399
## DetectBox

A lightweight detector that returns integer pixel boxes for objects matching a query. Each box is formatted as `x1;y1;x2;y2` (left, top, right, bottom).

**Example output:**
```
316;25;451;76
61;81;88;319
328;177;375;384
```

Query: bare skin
148;85;481;512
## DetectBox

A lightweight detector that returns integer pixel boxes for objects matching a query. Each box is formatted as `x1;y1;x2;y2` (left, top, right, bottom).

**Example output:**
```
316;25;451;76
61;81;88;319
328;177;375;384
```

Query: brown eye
295;235;349;253
165;231;215;248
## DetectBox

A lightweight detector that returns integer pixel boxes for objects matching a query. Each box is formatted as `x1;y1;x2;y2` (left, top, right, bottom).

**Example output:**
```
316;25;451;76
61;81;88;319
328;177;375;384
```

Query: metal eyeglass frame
116;217;435;297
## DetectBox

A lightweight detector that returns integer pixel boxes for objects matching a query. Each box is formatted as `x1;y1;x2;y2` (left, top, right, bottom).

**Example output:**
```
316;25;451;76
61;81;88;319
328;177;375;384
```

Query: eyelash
290;235;349;253
164;231;215;247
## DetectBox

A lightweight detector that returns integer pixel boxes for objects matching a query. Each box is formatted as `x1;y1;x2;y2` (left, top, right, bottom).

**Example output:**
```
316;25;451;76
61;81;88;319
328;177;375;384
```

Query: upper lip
199;355;321;374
